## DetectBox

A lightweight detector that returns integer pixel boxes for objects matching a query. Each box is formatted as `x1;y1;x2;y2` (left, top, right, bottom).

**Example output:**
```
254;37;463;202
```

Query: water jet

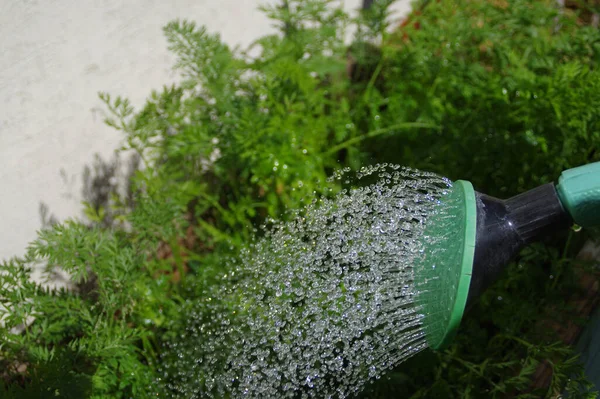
163;162;600;398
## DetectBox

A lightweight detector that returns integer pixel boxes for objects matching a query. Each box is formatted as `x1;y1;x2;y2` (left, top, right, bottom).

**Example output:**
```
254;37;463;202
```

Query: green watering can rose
420;161;600;350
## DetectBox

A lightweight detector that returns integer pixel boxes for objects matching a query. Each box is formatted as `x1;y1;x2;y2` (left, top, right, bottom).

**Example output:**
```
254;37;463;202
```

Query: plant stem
325;122;439;155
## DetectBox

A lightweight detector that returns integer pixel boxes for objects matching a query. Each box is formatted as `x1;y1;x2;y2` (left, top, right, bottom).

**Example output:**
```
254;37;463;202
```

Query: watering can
423;161;600;350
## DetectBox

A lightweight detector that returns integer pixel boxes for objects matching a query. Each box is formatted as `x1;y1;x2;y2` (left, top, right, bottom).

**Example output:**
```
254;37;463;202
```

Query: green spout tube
557;162;600;229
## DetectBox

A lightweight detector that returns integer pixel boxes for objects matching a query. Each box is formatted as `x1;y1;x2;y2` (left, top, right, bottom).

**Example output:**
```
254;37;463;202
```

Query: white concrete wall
0;0;410;262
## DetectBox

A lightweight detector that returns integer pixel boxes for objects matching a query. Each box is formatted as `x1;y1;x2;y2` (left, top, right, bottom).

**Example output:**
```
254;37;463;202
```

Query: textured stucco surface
0;0;409;262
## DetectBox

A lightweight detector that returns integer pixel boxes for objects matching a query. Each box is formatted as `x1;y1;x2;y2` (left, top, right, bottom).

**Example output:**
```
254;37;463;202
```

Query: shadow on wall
39;152;140;231
362;0;376;8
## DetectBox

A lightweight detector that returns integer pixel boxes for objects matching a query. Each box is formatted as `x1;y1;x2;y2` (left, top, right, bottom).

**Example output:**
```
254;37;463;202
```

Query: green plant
1;0;600;397
356;0;600;196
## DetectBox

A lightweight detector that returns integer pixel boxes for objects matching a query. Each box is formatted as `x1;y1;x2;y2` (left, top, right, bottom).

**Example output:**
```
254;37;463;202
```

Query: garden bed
2;0;600;397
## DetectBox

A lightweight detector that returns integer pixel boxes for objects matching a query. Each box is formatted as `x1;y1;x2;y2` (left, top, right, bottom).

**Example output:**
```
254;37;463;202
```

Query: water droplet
158;164;457;398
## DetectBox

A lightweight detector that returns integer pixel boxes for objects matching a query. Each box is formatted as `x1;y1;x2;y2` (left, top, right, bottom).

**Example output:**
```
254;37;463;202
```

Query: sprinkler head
421;161;600;350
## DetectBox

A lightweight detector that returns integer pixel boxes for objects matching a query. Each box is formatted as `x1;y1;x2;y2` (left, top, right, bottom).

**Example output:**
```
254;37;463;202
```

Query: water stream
160;165;458;398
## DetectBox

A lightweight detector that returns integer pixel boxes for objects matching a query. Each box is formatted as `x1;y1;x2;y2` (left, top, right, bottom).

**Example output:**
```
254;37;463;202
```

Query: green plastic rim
435;180;477;349
418;180;477;350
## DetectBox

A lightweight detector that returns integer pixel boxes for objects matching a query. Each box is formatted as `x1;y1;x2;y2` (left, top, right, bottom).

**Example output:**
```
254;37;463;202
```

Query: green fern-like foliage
2;0;600;398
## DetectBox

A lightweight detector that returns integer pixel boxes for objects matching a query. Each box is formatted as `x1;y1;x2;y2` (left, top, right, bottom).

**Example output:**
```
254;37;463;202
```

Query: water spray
163;162;600;398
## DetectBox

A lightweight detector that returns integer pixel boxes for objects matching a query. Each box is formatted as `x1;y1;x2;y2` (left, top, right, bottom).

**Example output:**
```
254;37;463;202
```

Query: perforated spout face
416;180;477;350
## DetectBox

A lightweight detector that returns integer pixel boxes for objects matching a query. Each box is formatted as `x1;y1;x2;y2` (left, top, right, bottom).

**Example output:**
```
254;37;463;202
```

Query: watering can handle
556;161;600;228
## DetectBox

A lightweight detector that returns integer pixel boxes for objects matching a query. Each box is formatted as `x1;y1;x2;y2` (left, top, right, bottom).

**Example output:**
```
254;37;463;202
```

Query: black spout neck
467;183;572;303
